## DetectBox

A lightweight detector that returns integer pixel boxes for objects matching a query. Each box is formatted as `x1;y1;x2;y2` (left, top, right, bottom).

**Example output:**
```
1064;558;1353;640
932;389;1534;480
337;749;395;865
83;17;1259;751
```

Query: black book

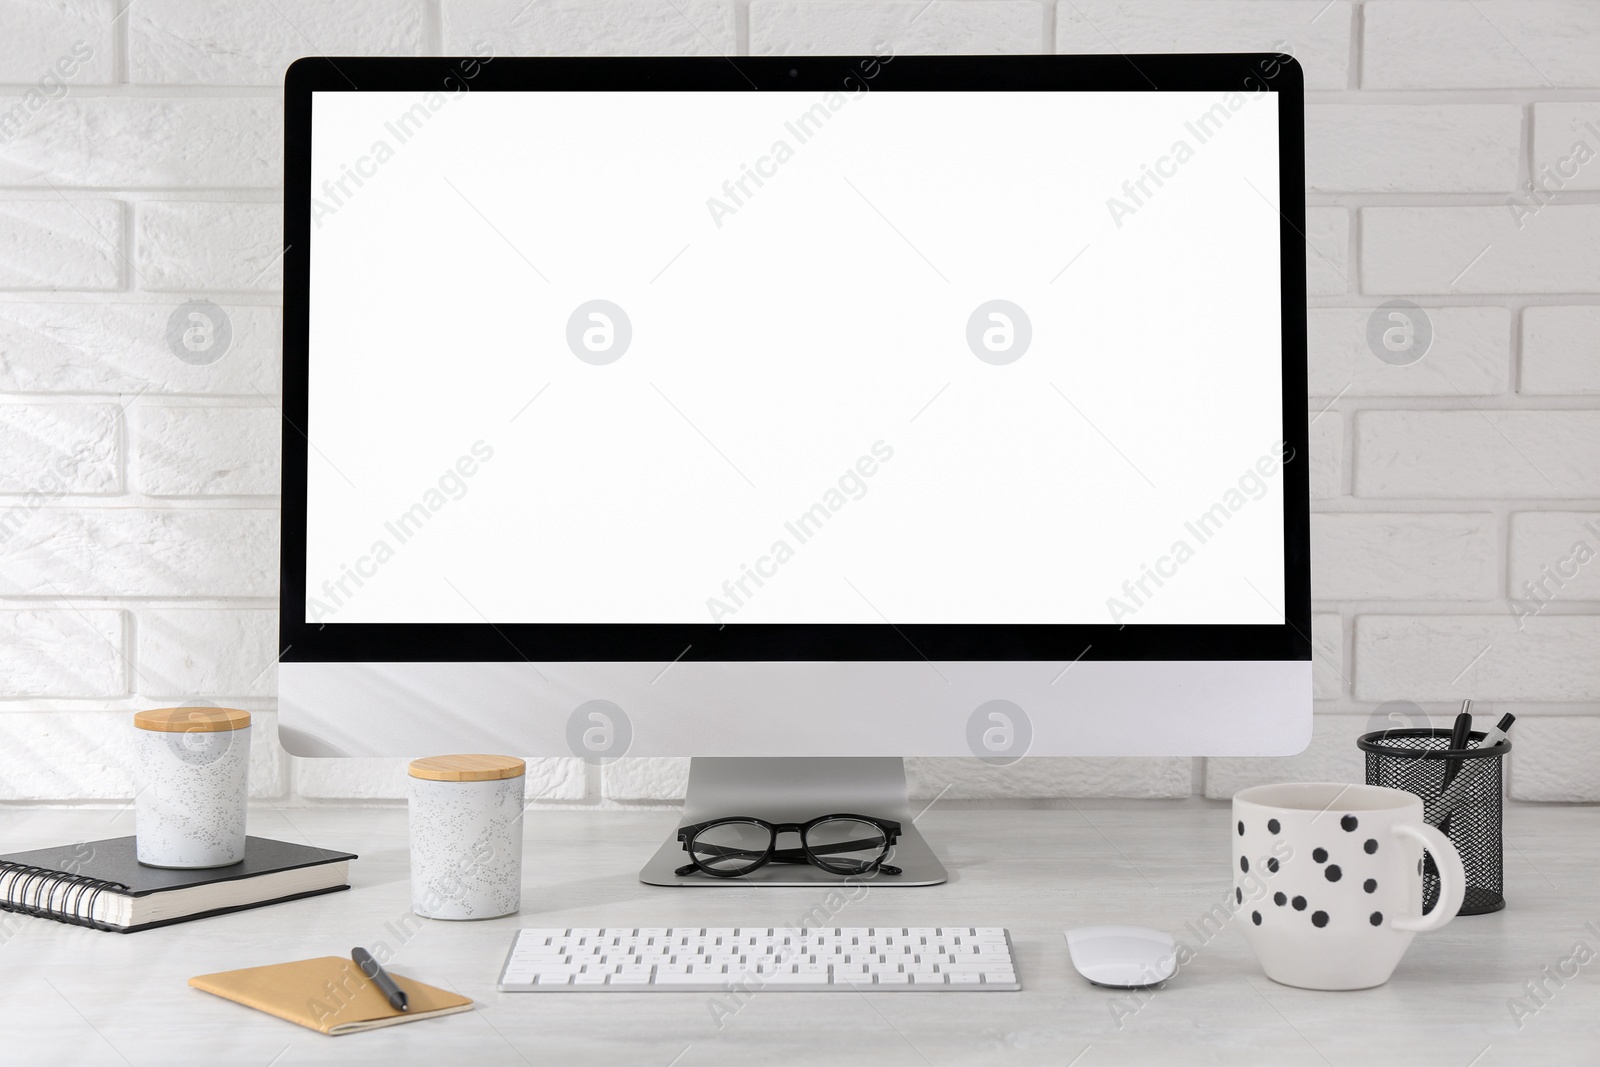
0;836;356;933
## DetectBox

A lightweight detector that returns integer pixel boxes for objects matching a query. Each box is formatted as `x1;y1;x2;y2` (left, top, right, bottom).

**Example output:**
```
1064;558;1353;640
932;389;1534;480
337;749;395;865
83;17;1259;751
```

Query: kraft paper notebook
190;956;473;1035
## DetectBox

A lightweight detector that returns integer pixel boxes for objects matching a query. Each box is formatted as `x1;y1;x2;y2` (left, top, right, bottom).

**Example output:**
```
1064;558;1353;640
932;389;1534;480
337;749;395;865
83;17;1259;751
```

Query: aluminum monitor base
639;757;949;887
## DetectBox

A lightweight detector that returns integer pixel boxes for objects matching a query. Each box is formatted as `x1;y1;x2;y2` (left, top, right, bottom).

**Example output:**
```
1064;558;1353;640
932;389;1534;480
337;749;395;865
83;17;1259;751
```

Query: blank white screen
305;87;1285;626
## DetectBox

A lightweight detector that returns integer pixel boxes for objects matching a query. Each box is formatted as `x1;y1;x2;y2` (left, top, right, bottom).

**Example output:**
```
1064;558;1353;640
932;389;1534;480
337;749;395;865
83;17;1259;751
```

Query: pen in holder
1357;727;1509;916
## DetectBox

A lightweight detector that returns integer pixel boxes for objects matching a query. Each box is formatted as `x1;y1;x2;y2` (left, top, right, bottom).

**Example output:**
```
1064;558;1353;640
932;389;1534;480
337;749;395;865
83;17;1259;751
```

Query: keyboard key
654;972;716;985
757;971;828;985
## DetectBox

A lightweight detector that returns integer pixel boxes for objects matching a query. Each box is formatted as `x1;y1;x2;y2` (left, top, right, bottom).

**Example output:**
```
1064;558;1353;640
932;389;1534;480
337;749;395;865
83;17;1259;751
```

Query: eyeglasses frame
674;812;903;879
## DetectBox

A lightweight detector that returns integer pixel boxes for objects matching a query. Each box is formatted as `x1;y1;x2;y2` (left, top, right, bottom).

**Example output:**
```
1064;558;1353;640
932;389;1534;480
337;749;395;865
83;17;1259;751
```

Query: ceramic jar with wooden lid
133;707;251;868
408;754;525;920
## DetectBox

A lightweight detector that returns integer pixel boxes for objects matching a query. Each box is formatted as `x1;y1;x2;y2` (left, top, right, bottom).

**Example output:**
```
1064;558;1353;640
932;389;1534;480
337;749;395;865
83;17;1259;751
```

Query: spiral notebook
0;836;355;933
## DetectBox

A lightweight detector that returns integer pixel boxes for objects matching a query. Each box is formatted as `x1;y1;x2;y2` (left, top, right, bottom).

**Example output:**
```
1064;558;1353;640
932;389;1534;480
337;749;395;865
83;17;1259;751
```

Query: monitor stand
639;757;948;887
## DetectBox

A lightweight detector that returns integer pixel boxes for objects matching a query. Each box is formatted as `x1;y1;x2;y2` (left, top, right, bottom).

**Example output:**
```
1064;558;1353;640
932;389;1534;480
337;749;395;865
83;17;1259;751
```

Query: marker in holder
1357;727;1509;916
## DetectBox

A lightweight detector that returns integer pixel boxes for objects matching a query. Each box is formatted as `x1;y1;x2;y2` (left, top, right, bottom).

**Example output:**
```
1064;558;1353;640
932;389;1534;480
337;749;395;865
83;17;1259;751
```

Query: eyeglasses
675;813;902;879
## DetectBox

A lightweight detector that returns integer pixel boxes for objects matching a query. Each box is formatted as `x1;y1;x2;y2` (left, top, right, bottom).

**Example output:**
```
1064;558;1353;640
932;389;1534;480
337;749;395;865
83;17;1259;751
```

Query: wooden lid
134;707;252;733
408;754;526;782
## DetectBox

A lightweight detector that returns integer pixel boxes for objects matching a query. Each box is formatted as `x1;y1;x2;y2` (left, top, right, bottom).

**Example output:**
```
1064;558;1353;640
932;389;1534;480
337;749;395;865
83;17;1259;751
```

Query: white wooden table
2;801;1593;1066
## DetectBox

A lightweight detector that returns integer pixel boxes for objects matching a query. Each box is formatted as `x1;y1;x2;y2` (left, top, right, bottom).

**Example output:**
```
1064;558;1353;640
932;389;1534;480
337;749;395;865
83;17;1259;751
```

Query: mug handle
1389;821;1466;933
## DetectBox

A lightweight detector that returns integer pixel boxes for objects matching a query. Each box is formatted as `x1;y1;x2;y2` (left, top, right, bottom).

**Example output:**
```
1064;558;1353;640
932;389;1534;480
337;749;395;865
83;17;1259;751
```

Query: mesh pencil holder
1357;728;1509;916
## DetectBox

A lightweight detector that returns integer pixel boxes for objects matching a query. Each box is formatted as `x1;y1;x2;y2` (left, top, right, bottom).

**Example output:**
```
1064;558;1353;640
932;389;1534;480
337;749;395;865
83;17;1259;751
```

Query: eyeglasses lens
805;818;889;874
690;821;772;874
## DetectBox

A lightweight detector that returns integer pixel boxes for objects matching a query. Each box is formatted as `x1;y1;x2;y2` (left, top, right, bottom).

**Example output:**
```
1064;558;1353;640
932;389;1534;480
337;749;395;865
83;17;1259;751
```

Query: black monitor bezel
281;53;1310;664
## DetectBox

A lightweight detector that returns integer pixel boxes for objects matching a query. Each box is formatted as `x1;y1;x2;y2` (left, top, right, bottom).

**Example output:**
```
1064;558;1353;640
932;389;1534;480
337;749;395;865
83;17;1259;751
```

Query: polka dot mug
1233;782;1465;990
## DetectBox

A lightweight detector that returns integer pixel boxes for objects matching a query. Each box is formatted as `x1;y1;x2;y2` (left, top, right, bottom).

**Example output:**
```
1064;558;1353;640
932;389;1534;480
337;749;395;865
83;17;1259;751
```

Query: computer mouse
1064;925;1178;988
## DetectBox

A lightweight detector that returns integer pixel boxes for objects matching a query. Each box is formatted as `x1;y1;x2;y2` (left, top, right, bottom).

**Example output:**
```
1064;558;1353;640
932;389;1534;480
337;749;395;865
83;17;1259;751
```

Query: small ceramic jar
408;754;525;920
133;707;251;868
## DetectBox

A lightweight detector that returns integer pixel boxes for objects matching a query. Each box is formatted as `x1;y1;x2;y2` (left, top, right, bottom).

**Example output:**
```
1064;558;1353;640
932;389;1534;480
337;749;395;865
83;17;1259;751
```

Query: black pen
1433;712;1516;820
1437;700;1474;836
353;946;409;1012
1442;700;1473;787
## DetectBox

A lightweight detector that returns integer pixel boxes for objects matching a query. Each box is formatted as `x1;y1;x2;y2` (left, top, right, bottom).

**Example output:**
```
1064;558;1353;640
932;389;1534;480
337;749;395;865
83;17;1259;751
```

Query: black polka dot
1266;858;1279;874
1274;891;1287;906
1252;911;1262;926
1341;815;1359;832
1240;856;1249;873
1236;887;1242;905
1313;848;1328;863
1364;839;1378;854
1238;821;1245;836
1292;896;1307;911
1326;865;1342;883
1311;911;1329;928
1267;819;1280;834
1364;878;1378;894
1369;912;1383;926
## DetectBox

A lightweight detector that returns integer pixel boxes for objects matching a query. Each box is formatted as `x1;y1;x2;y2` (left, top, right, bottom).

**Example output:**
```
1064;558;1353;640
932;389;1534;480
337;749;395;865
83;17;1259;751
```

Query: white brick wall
1312;513;1498;600
1054;2;1353;90
1355;411;1600;497
1363;1;1600;89
135;202;284;291
0;508;278;596
1306;105;1522;193
136;608;279;698
1362;205;1600;294
1303;206;1350;295
1531;103;1600;193
1306;306;1508;396
0;608;124;697
130;404;280;496
1;1;1596;805
0;402;120;493
1521;306;1600;394
447;0;737;56
0;302;281;394
0;1;115;86
1509;513;1600;601
127;0;427;85
752;1;1040;55
0;200;122;289
0;98;282;187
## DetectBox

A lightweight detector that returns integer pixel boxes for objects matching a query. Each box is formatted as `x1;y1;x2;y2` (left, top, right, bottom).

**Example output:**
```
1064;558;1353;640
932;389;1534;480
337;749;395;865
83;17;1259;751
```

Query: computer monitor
280;54;1310;885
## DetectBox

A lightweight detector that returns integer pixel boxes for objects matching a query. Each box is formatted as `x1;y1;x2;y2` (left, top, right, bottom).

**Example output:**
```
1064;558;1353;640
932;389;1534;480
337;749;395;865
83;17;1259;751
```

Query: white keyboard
498;927;1020;991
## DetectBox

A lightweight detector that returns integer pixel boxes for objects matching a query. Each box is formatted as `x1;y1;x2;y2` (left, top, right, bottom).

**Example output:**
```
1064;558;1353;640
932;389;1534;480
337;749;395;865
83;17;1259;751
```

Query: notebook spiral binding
0;861;125;931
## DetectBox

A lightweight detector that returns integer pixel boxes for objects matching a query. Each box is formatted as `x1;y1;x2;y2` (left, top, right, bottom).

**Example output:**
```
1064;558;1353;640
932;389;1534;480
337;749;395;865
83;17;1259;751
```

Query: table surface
2;800;1595;1067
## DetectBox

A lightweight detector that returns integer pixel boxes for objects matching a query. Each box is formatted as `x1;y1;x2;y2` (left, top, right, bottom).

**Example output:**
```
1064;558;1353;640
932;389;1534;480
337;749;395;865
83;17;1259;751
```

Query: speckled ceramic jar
133;707;251;868
408;754;525;920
